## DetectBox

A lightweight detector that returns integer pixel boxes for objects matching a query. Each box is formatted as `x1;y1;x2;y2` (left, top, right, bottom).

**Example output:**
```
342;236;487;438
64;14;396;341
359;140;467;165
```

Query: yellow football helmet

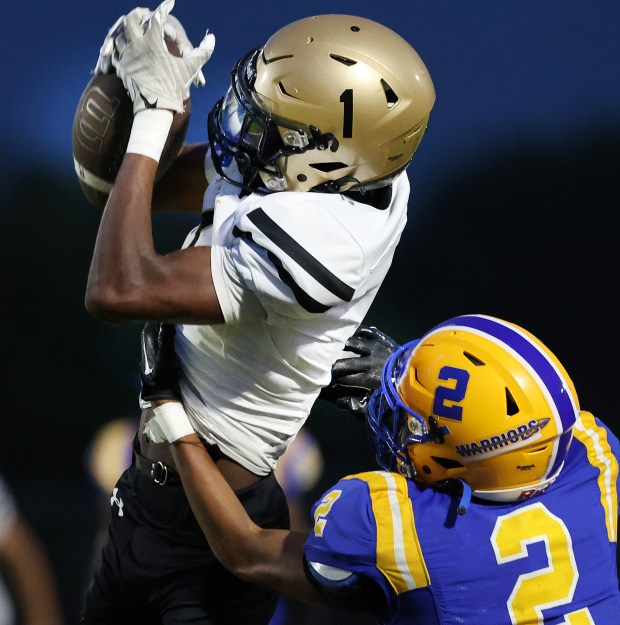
208;14;436;193
367;314;579;502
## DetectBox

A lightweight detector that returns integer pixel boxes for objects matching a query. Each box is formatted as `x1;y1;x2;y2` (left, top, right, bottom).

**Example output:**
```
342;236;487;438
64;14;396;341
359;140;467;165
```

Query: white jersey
176;172;410;475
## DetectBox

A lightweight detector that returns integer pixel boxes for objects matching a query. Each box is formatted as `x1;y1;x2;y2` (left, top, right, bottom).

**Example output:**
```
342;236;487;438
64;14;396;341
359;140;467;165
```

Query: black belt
133;447;180;486
132;436;225;487
131;433;181;486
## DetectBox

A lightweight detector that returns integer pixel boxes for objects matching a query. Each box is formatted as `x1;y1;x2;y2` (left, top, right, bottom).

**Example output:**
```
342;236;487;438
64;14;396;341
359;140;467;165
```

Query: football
72;43;191;208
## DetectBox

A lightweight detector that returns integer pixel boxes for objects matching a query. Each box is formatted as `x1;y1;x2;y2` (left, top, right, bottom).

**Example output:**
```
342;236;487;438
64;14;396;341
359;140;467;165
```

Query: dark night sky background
1;1;619;622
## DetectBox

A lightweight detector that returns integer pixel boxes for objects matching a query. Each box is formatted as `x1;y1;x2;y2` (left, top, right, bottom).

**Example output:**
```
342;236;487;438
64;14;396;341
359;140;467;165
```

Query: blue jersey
304;411;620;624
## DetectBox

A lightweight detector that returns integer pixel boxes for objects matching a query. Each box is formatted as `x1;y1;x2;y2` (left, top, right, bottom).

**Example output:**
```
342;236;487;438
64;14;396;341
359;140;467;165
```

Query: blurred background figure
83;416;136;577
274;427;324;533
0;474;65;625
86;418;135;499
270;427;325;625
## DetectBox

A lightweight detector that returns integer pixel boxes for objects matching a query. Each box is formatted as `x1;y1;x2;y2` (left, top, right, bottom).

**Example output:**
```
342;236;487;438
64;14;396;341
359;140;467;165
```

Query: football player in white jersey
81;2;435;624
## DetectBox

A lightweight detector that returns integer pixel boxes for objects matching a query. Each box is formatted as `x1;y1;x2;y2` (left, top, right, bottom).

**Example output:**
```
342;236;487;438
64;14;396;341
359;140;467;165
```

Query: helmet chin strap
311;176;359;193
309;126;339;152
428;416;449;444
433;479;472;517
456;480;472;515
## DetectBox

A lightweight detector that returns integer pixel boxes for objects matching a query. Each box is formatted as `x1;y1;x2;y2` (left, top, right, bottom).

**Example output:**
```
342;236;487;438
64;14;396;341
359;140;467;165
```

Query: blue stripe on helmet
431;315;577;432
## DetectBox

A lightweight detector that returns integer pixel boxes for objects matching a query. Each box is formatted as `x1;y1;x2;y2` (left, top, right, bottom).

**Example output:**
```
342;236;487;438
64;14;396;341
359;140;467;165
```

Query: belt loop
150;461;168;486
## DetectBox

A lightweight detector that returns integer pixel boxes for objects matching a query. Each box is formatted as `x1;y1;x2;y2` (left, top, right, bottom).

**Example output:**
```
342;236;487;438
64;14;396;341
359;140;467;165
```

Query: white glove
94;9;151;75
111;0;215;113
143;402;195;443
162;14;207;88
95;5;207;86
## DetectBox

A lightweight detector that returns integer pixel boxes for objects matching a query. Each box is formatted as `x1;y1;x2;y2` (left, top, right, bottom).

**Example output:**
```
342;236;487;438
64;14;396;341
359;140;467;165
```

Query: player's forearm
171;434;268;571
251;529;325;605
152;143;208;213
85;153;162;322
171;435;323;603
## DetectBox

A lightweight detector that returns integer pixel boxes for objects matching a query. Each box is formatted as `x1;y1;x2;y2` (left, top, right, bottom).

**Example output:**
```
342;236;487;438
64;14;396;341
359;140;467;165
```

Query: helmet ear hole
277;82;296;98
430;456;464;470
329;54;356;67
380;79;398;108
463;351;485;366
528;445;551;455
505;388;519;416
309;162;348;173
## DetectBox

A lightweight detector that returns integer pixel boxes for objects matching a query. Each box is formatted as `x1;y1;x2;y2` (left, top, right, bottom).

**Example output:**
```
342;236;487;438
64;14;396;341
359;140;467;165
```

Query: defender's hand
320;325;400;416
112;0;215;114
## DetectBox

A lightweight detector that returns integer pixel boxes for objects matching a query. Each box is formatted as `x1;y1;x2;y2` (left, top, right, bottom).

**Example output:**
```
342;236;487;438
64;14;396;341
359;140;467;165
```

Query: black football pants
80;454;290;625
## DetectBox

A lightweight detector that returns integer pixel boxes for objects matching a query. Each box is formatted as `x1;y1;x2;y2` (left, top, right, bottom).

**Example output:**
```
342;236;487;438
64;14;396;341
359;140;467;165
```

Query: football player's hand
319;325;400;417
163;14;208;88
111;0;215;114
139;321;182;405
95;13;127;75
95;8;154;75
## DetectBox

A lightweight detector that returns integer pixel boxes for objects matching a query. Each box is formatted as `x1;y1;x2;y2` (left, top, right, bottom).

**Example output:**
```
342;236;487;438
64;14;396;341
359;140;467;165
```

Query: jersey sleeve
304;471;430;603
214;193;365;322
573;411;620;536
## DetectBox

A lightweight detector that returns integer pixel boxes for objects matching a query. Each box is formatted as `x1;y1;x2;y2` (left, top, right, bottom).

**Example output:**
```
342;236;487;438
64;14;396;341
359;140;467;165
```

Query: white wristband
126;109;174;162
145;402;194;443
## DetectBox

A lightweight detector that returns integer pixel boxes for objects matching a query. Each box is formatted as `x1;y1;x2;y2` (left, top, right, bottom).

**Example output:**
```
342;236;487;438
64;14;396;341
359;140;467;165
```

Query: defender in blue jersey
150;315;620;624
306;315;620;623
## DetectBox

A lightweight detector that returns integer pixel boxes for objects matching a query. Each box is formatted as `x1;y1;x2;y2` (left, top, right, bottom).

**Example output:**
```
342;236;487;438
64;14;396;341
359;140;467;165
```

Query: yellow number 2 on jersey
491;502;594;624
313;490;342;537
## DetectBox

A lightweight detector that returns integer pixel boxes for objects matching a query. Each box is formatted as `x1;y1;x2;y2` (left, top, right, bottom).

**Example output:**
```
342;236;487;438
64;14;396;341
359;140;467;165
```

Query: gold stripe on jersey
345;471;429;593
573;411;619;542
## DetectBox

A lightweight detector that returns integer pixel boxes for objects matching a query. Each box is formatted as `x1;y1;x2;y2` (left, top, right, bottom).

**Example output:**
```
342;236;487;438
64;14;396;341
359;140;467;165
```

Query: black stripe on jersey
233;226;331;313
246;208;355;302
201;210;215;229
187;210;215;247
267;251;330;313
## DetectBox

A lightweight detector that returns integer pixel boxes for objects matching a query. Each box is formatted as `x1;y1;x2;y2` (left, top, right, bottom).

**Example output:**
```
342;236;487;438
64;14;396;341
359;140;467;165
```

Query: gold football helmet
208;14;436;193
367;315;579;502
